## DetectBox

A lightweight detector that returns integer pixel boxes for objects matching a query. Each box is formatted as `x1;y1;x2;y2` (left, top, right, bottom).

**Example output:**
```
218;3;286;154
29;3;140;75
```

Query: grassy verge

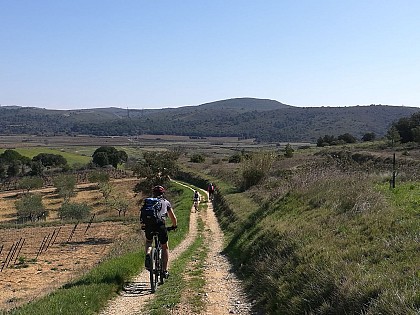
5;182;192;315
219;176;420;314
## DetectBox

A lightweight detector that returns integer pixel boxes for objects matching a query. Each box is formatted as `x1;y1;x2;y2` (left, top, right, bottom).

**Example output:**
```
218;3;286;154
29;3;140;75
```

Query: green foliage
240;152;275;190
132;151;179;193
17;176;44;192
98;182;112;200
317;133;357;147
32;153;67;167
53;174;77;201
1;103;418;143
92;146;128;168
189;153;205;163
391;111;420;143
362;132;376;142
284;143;294;158
107;197;129;216
228;153;242;163
0;149;31;164
15;194;47;222
88;170;110;184
58;202;91;220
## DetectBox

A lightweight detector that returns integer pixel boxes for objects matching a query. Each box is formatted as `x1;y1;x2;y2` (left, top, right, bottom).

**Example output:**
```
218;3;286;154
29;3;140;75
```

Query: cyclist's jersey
157;197;172;221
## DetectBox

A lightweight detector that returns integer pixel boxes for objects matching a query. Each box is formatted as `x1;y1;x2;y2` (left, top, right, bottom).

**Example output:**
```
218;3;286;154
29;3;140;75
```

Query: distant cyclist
207;182;215;200
142;185;177;279
193;190;200;211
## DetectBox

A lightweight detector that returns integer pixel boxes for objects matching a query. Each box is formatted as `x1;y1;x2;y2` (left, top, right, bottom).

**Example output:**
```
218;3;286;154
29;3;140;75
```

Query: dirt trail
99;186;255;315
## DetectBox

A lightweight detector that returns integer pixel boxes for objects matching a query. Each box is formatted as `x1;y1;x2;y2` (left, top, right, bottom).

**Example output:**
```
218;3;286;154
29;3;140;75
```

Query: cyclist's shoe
162;270;169;279
145;254;151;270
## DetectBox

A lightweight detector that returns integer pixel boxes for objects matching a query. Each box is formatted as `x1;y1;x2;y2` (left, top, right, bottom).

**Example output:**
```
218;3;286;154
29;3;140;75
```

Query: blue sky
1;1;420;109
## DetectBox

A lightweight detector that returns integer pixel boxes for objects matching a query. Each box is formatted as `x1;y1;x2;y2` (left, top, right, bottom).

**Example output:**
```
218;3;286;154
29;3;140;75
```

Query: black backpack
140;198;163;225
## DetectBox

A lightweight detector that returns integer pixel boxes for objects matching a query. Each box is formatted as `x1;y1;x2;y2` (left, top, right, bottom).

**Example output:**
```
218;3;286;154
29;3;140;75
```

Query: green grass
212;173;420;314
0;148;91;166
6;182;193;315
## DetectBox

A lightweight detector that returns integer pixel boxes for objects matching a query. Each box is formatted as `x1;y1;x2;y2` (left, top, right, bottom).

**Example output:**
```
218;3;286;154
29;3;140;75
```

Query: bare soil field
0;221;138;312
0;179;139;224
0;178;142;312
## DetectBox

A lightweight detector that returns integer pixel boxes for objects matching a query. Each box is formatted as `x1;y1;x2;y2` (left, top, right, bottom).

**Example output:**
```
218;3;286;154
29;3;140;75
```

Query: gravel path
99;184;256;314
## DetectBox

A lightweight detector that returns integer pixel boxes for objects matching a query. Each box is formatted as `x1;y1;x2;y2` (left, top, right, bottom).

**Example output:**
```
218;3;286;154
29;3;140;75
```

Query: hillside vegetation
180;143;420;314
1;98;419;142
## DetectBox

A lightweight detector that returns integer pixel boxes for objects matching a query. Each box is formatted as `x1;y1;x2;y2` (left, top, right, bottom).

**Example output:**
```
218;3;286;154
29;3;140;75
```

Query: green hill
0;98;418;142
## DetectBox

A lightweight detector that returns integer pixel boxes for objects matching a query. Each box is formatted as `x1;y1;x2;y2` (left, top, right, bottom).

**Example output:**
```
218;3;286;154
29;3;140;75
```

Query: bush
240;152;275;190
15;194;47;222
228;153;242;163
190;153;205;163
58;202;91;220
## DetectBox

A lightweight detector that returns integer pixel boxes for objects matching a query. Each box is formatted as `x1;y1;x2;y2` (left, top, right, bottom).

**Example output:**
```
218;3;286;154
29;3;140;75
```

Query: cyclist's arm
167;207;177;228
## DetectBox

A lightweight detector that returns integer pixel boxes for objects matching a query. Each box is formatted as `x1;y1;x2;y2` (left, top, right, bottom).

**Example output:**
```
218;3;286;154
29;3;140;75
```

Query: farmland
1;134;419;314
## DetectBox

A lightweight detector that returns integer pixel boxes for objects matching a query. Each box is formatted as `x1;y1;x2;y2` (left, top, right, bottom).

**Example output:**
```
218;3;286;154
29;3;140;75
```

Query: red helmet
153;185;165;195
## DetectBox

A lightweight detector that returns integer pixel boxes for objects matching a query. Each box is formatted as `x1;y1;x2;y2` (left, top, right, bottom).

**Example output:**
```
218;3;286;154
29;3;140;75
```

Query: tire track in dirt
199;197;254;315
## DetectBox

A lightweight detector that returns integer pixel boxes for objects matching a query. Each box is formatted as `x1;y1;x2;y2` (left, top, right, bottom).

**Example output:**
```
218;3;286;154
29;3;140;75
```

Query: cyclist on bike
207;182;215;200
193;190;200;211
143;185;177;279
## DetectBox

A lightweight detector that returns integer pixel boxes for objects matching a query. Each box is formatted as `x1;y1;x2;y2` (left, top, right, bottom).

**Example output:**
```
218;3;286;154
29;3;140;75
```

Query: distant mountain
0;98;418;143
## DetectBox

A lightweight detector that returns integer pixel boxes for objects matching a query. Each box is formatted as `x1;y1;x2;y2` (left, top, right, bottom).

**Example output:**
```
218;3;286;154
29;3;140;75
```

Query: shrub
15;194;48;222
190;153;205;163
241;152;275;190
228;153;242;163
58;202;91;220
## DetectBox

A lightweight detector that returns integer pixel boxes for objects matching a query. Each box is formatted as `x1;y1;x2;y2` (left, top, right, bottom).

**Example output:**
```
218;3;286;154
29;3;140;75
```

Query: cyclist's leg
157;223;169;276
144;225;154;269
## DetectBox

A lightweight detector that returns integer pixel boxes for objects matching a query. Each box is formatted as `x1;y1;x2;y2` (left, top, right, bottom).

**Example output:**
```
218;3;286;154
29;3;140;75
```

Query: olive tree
53;174;77;201
58;202;91;220
15;194;48;222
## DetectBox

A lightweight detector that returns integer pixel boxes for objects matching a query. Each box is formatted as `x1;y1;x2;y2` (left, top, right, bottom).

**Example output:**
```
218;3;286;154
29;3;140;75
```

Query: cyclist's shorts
145;221;168;244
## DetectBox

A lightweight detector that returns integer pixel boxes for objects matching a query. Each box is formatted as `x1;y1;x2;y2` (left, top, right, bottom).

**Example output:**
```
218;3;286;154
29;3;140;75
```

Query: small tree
361;132;376;142
108;197;130;217
387;126;401;147
284;143;294;158
15;194;47;222
338;133;357;144
53;174;77;201
133;151;179;193
17;176;43;193
99;182;113;201
58;202;91;220
88;171;110;184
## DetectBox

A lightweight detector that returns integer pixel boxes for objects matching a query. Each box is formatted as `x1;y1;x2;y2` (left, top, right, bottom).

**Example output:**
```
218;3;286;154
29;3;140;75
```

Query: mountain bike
147;226;176;293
